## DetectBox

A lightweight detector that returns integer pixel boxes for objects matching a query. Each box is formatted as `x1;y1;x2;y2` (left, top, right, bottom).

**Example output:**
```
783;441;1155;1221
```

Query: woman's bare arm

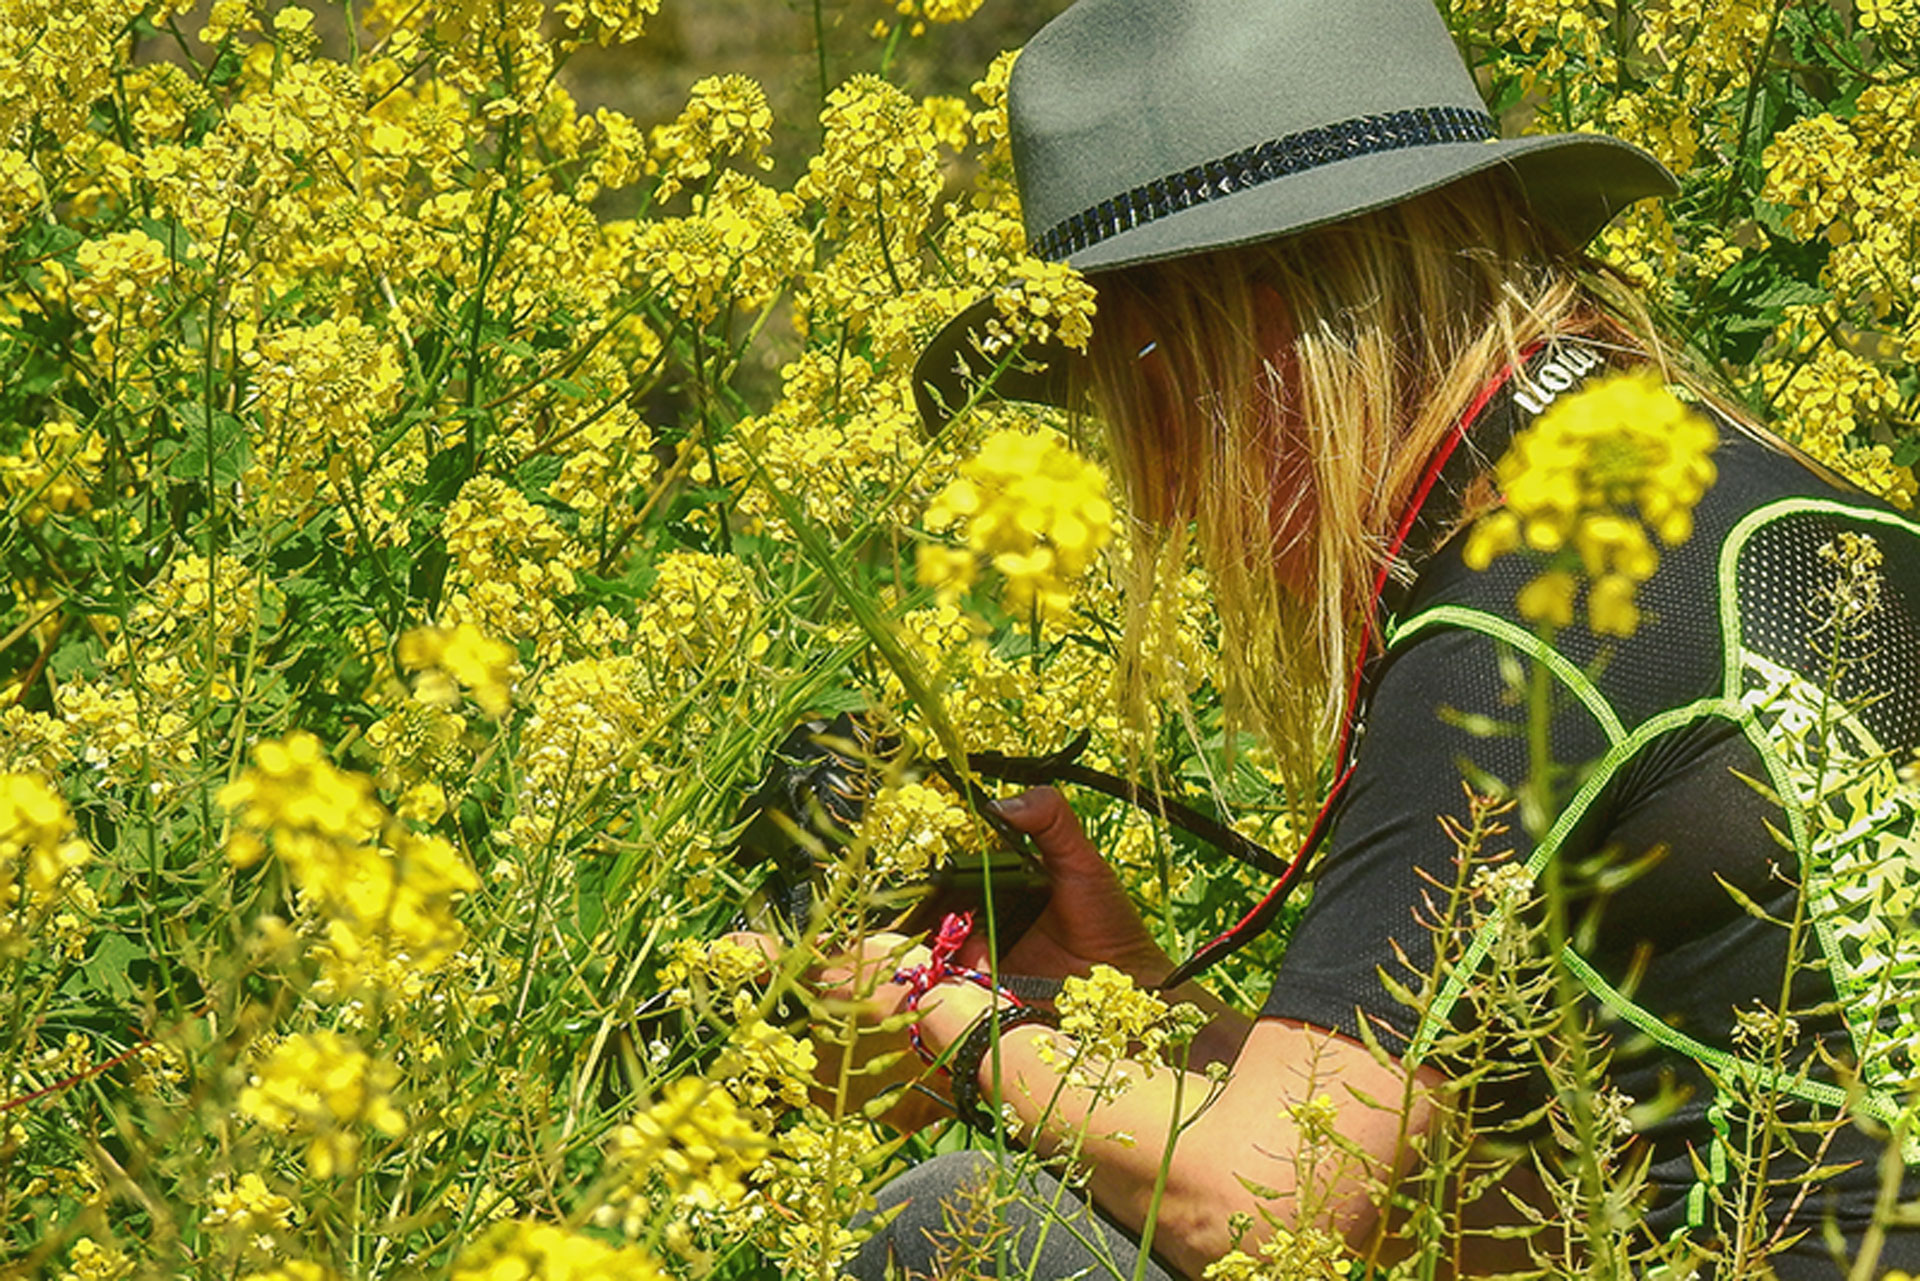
915;978;1439;1280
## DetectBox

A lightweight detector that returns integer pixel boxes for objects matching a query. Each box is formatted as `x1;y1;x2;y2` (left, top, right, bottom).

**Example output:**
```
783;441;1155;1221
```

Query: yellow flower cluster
631;172;809;322
1464;371;1719;637
648;75;774;201
796;75;942;254
244;316;407;531
918;425;1116;621
221;733;385;874
0;706;70;778
200;1172;297;1237
0;772;91;957
0;147;44;235
57;672;197;790
0;412;105;523
706;351;931;536
0;0;194;146
986;257;1098;353
859;778;976;881
707;999;819;1112
123;62;212;143
744;1119;876;1273
1760;343;1913;506
239;1032;406;1176
602;1078;772;1231
1816;530;1887;633
398;623;518;719
1056;963;1174;1063
133;553;263;650
1858;0;1905;26
1762;77;1919;370
885;0;986;34
553;0;660;48
451;1221;667;1281
59;1238;131;1281
221;732;478;991
441;477;586;652
506;654;644;852
1202;1224;1350;1281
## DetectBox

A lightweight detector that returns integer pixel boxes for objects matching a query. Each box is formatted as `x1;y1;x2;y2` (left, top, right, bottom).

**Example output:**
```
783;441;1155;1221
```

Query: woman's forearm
916;991;1430;1281
982;1025;1266;1277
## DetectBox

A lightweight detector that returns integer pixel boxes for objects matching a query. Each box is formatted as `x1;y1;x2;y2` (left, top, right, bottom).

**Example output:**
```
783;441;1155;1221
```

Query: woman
770;0;1920;1276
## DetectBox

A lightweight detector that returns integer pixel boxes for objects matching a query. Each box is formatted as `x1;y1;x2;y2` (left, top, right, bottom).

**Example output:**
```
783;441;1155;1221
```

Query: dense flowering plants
0;0;1913;1277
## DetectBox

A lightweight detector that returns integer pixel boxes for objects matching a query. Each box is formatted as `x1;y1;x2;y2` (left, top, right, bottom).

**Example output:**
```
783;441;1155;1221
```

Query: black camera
733;712;1051;951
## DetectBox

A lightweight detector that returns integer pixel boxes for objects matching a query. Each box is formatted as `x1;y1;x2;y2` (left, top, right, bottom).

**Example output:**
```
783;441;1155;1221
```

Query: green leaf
516;454;563;492
1751;278;1828;312
83;933;149;1004
164;405;251;485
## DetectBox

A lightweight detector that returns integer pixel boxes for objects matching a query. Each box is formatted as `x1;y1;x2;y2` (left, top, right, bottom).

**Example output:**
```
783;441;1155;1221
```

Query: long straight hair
1084;173;1652;785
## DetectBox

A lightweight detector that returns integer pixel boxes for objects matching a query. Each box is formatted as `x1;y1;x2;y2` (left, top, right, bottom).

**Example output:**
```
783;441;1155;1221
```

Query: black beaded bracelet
946;1005;1061;1133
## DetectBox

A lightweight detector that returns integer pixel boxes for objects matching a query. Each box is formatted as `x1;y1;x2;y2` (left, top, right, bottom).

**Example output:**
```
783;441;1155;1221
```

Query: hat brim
912;298;1081;432
913;132;1676;431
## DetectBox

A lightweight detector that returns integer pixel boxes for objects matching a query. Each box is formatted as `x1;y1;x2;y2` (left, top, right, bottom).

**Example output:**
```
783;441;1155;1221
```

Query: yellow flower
220;732;477;993
238;1032;405;1176
553;0;660;47
59;1239;130;1281
1855;0;1913;30
1464;369;1717;637
0;147;45;234
631;173;808;322
1057;963;1173;1062
796;75;942;254
709;999;820;1111
988;257;1097;353
1202;1223;1349;1280
1514;569;1577;629
607;1077;771;1213
0;773;91;957
860;777;976;881
451;1221;667;1281
219;731;384;872
399;622;518;718
648;75;774;201
919;425;1114;622
201;1173;296;1234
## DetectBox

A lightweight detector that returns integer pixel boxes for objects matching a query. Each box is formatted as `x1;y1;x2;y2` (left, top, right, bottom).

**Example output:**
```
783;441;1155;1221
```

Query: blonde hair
1084;173;1650;782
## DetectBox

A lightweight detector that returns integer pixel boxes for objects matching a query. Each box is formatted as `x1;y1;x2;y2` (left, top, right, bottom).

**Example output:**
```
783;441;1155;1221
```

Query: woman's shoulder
1388;414;1920;732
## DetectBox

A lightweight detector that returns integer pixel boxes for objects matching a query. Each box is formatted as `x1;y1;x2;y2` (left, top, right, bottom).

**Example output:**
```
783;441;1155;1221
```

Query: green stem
1132;1041;1191;1281
1718;0;1791;226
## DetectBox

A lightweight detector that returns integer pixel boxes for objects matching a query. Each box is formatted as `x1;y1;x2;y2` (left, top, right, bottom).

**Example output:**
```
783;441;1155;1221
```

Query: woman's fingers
984;787;1172;982
717;930;928;998
990;785;1114;884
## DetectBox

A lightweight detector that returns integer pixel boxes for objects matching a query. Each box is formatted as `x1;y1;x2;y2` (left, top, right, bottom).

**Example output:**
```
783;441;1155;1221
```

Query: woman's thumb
989;787;1107;880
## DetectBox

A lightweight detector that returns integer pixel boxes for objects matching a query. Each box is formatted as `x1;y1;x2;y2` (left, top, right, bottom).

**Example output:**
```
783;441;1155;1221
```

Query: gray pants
847;1151;1180;1281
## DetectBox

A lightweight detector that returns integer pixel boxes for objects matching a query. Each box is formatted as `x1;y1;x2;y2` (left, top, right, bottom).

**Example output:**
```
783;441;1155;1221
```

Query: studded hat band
1035;104;1497;263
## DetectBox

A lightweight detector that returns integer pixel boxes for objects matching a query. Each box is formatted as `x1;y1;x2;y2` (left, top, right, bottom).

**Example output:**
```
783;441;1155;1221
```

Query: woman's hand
723;930;997;1133
975;786;1254;1067
966;786;1175;987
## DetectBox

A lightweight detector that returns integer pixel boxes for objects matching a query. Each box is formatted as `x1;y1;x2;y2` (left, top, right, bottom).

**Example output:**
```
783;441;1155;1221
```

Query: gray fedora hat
914;0;1677;428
